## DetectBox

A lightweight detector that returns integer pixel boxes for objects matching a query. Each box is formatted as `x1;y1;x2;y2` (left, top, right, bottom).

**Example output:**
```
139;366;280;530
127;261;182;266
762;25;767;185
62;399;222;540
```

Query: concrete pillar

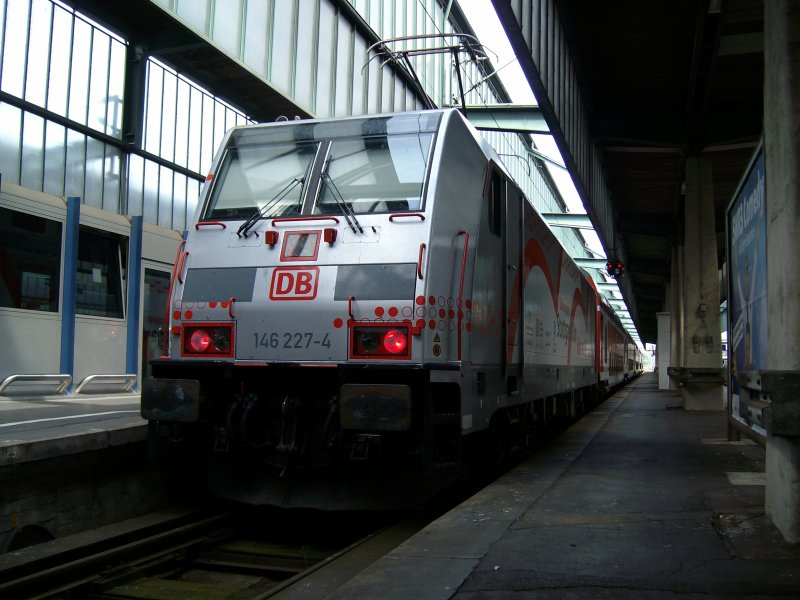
669;246;682;391
680;157;723;410
657;312;671;390
763;0;800;544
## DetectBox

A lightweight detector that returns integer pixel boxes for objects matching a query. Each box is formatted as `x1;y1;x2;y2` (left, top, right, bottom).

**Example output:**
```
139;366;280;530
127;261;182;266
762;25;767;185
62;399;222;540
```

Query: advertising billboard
726;144;767;437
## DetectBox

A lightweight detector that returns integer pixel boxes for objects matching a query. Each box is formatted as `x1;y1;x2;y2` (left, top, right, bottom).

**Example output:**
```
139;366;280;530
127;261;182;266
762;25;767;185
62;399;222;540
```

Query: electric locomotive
143;108;603;509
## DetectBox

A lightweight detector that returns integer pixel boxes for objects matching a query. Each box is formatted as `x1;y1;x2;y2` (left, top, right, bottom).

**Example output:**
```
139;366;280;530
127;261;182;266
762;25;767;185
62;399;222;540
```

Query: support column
657;312;671;390
764;0;800;544
680;156;723;410
669;245;682;391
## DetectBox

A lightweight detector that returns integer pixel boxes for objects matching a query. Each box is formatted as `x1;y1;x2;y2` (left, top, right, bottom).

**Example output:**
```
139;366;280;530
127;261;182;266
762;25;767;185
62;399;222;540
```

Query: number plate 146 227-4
253;331;332;350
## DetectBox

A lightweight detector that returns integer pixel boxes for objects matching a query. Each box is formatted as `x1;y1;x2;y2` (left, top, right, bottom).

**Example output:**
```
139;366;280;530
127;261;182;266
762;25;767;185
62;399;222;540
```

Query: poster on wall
726;143;767;435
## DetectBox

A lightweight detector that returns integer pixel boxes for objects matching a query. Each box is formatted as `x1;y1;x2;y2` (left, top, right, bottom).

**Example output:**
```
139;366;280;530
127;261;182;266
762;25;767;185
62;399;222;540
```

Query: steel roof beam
465;105;549;134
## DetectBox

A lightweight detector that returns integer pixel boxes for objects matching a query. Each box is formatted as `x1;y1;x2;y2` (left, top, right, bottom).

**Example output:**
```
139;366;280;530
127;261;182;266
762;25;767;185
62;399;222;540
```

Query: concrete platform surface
329;373;800;600
0;394;145;466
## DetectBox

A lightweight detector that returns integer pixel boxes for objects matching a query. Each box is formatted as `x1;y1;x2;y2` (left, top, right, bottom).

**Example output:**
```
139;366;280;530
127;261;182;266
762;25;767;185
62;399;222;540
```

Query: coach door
504;182;522;384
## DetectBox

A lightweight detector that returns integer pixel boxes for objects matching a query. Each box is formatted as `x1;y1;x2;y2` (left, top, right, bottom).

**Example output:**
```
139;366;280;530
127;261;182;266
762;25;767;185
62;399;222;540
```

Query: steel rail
0;511;234;598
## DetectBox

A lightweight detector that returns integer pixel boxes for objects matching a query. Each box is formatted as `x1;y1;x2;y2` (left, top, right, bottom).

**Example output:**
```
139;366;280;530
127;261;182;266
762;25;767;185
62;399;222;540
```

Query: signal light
606;260;625;278
182;324;234;357
351;325;411;359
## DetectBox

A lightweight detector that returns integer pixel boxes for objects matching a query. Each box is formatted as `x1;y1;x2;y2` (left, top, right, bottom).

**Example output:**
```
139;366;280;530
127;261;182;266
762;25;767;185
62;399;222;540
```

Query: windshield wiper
237;176;305;238
319;165;363;234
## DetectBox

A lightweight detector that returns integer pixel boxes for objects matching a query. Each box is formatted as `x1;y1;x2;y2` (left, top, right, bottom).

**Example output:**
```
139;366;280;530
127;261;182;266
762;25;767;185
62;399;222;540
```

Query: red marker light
189;329;211;352
383;329;407;354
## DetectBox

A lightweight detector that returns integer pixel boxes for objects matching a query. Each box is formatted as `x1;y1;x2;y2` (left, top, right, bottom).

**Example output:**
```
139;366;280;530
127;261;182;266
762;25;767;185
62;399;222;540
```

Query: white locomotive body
143;109;630;508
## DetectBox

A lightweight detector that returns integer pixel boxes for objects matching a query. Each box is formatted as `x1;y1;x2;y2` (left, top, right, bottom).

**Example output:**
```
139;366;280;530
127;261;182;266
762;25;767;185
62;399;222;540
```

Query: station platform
0;394;145;466
321;372;800;600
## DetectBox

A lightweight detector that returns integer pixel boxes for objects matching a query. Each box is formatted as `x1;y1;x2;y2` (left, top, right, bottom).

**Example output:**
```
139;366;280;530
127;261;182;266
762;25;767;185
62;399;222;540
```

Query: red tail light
189;329;212;352
383;329;407;354
350;325;411;360
182;324;234;357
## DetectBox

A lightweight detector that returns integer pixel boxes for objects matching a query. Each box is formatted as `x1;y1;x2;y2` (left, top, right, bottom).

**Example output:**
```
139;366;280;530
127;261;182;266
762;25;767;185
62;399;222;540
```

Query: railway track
0;506;395;599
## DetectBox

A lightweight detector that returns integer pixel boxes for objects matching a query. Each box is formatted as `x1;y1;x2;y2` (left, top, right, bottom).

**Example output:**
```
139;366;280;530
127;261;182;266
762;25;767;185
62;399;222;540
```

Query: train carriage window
314;132;432;215
0;207;62;312
75;228;126;319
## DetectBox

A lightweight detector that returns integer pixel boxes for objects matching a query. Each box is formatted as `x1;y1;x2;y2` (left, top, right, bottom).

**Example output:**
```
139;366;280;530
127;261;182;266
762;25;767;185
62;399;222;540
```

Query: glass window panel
334;17;351;116
144;62;164;155
43;120;66;196
242;0;268;77
68;18;91;125
106;39;125;138
355;0;368;23
187;86;203;173
315;0;334;117
47;6;72;117
2;0;29;97
172;172;187;231
0;102;22;183
382;0;392;37
0;206;62;312
352;35;366;115
84;136;104;208
211;0;241;56
365;41;379;115
174;80;190;168
294;0;315;110
394;78;405;112
142;158;159;224
0;0;5;71
270;0;294;93
25;0;52;108
103;146;121;213
368;0;382;32
20;111;45;190
200;94;215;171
315;133;433;215
127;153;144;215
214;101;226;148
76;227;124;318
176;0;209;33
186;178;200;226
65;128;85;198
160;69;177;162
87;29;110;133
381;65;393;113
158;165;173;227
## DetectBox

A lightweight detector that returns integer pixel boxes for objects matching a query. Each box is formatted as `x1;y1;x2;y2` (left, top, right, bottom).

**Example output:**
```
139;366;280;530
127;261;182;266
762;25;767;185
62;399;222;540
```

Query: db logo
269;267;319;300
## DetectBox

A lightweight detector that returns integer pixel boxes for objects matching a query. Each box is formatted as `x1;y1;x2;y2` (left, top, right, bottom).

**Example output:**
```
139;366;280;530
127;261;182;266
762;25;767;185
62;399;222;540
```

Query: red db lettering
295;271;313;295
270;267;319;300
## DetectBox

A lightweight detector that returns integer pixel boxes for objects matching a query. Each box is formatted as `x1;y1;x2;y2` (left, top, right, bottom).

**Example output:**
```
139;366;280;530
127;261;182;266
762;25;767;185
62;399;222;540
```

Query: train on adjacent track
0;183;182;398
142;108;643;509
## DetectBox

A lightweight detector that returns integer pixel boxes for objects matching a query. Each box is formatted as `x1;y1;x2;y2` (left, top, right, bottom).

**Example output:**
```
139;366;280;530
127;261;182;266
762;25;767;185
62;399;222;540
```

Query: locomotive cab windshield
203;112;439;223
